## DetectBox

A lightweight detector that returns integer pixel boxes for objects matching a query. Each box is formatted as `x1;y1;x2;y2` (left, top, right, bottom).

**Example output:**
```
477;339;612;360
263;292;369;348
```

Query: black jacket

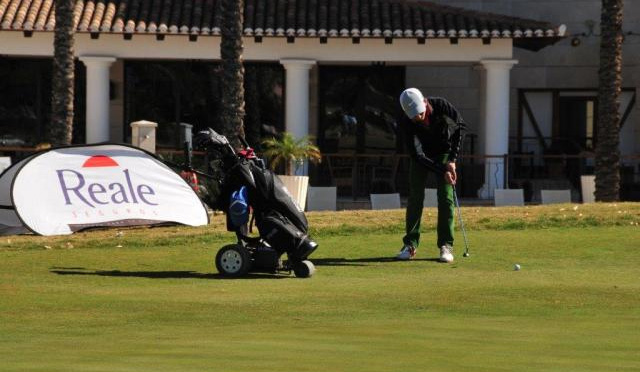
401;97;467;174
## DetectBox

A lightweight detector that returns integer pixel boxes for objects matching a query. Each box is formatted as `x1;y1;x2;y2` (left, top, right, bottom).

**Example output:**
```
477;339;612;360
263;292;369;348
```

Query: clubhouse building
1;0;638;200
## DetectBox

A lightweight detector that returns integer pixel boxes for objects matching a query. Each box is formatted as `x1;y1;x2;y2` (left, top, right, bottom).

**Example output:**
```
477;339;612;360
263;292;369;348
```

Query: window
124;61;284;149
0;58;86;148
318;66;404;154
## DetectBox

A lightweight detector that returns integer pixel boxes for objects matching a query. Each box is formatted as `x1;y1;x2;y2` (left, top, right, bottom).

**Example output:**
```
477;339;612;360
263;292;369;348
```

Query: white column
280;59;316;175
80;56;116;143
477;59;518;199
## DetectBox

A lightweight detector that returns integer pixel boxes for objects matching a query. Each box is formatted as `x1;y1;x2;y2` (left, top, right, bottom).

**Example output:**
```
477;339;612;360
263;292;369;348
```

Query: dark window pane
318;66;404;154
125;61;284;149
244;64;285;149
0;58;51;146
0;57;86;149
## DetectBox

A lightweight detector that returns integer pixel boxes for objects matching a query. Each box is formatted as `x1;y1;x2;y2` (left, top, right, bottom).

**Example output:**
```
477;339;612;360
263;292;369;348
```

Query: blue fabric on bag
229;186;249;227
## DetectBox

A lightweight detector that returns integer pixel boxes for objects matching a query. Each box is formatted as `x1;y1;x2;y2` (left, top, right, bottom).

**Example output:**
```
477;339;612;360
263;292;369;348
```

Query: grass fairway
1;205;639;371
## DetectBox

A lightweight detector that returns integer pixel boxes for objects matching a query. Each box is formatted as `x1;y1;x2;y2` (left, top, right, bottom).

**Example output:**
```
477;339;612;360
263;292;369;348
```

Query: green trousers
402;155;455;249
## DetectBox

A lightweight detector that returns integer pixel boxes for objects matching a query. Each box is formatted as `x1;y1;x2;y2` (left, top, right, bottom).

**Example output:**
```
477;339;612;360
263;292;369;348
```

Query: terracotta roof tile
90;1;105;32
1;0;17;29
44;3;54;30
123;0;138;32
23;0;40;29
112;1;127;32
77;0;91;31
0;0;565;50
13;0;30;28
101;1;116;32
0;0;10;17
33;0;49;30
71;0;83;28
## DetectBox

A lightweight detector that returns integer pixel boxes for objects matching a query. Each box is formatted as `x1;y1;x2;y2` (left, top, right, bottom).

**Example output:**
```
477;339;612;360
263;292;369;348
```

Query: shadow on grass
313;257;441;266
50;268;289;280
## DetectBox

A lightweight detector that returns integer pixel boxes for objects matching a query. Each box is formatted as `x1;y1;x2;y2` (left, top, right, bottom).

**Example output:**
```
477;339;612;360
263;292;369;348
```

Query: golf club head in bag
194;127;229;147
194;128;244;174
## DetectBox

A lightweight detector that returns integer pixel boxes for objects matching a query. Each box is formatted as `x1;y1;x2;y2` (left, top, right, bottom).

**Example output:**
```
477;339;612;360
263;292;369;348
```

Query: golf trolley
186;128;318;278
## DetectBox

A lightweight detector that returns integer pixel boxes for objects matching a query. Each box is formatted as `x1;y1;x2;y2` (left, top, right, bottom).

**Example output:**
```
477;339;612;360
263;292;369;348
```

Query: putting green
0;224;638;371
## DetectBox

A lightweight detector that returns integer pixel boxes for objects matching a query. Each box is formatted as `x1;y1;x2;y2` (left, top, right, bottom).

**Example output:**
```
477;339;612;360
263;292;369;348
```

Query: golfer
396;88;466;262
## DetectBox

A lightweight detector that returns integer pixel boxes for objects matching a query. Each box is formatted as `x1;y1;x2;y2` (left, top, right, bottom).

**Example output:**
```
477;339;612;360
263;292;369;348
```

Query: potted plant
261;132;322;210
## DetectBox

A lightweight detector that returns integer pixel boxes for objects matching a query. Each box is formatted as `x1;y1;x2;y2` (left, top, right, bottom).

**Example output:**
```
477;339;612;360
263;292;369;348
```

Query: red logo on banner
82;155;119;168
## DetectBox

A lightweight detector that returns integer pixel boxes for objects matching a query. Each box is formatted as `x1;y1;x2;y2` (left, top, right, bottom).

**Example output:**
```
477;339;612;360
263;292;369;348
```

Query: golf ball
514;264;521;271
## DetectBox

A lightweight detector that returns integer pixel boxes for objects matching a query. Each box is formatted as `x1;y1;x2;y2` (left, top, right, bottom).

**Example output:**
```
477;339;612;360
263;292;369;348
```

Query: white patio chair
494;189;525;206
306;186;337;211
370;193;401;210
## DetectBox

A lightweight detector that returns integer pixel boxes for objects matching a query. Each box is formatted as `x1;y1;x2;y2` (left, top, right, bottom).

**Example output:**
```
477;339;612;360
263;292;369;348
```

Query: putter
452;185;470;257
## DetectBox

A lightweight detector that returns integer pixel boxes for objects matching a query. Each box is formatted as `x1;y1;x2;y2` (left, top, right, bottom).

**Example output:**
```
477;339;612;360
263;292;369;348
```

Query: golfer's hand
446;162;456;174
445;171;456;185
446;162;457;184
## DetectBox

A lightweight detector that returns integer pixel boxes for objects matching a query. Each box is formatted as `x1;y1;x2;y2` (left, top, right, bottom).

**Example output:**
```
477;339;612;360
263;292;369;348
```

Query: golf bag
193;128;318;275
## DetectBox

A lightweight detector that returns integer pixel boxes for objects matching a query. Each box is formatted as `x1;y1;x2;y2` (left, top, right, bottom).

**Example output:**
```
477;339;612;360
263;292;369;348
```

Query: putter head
463;252;470;257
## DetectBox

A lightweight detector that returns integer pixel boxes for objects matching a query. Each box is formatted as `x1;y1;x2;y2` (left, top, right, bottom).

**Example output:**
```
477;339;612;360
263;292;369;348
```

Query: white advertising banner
0;144;209;236
0;156;33;235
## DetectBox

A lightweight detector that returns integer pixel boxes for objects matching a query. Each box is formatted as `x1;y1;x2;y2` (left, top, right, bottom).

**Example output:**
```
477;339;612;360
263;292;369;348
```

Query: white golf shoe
439;245;454;263
396;245;416;260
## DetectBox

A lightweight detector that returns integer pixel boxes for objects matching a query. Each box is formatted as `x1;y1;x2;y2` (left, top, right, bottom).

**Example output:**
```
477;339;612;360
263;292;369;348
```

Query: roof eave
514;36;566;52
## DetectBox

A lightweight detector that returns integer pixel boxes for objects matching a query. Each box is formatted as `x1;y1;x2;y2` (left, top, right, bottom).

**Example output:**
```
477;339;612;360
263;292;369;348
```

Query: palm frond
261;132;323;174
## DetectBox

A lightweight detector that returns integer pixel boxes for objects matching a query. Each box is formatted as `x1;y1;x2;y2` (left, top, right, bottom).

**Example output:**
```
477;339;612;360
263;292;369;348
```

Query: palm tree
244;65;262;150
595;0;624;201
220;0;245;147
50;0;76;145
262;132;322;175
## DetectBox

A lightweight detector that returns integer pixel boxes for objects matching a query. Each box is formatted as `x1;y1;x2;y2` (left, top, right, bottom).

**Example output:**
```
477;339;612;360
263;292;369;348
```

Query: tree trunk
244;65;262;150
220;0;246;147
50;0;76;145
595;0;624;201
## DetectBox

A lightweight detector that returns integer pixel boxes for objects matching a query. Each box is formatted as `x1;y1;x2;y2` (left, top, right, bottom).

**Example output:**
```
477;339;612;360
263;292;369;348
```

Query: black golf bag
193;128;318;277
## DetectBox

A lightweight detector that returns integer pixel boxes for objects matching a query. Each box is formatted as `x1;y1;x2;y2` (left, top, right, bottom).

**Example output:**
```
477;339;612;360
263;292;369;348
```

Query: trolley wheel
215;244;252;277
293;260;316;278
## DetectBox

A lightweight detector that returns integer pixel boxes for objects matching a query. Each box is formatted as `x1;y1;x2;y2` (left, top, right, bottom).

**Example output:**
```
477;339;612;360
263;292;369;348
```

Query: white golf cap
399;88;426;119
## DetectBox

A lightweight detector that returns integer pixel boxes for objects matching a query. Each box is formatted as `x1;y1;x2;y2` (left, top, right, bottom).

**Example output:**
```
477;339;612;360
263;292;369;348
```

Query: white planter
278;175;309;211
